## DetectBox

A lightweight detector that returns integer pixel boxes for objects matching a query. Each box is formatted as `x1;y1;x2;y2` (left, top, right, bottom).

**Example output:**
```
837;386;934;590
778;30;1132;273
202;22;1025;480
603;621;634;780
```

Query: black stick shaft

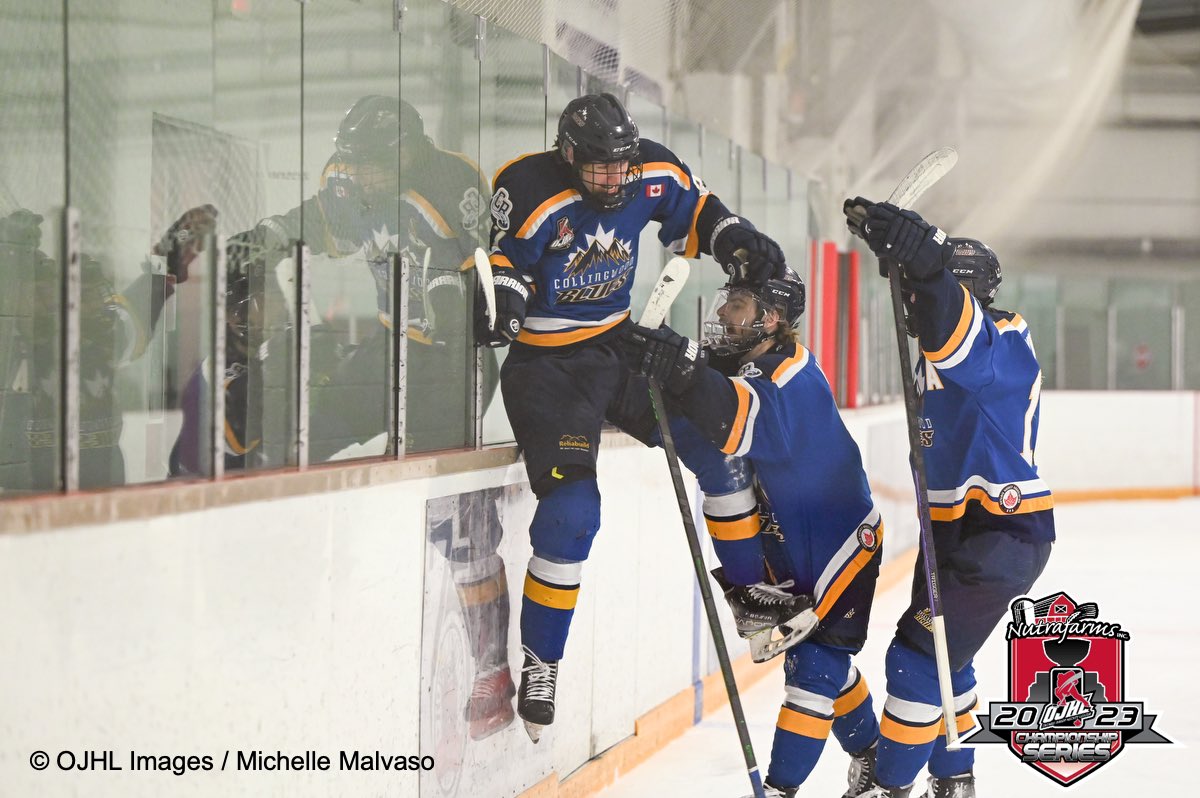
649;379;766;798
886;259;960;744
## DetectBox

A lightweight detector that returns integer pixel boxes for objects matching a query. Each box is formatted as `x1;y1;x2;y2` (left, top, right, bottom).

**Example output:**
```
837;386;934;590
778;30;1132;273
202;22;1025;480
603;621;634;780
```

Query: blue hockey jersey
487;138;734;348
679;341;882;624
911;270;1055;541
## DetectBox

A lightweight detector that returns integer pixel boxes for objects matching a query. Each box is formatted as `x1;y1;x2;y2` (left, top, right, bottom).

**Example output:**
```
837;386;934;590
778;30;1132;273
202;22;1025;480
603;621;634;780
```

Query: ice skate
465;665;515;740
517;645;559;743
920;773;974;798
738;779;796;797
711;567;818;662
842;740;878;797
855;785;911;798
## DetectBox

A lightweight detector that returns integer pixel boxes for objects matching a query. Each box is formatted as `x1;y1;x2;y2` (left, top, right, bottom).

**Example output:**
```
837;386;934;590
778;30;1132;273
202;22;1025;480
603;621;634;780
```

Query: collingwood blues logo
554;223;634;303
963;592;1170;786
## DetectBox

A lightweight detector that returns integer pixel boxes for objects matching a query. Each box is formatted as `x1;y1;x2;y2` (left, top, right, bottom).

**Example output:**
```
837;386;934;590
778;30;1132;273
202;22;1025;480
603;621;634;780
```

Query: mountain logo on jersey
548;217;575;251
564;224;632;278
554;223;635;304
962;591;1171;786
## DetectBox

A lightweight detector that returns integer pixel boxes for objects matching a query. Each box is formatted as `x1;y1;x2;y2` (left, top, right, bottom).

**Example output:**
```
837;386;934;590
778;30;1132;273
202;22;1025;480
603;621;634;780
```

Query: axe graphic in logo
963;591;1171;786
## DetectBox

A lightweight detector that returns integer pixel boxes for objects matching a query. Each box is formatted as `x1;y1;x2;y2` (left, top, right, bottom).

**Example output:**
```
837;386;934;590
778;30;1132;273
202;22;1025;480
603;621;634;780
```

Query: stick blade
887;146;958;209
638;256;691;328
474;247;496;330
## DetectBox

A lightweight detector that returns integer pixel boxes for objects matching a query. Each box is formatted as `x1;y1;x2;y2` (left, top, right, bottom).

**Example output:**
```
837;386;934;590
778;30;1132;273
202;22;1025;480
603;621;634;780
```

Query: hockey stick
474;247;496;337
874;147;963;748
640;257;768;798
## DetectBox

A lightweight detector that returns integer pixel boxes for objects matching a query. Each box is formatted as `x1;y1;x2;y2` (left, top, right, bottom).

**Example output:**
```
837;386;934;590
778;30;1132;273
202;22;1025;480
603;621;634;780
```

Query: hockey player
839;199;1055;798
621;272;884;797
479;92;791;742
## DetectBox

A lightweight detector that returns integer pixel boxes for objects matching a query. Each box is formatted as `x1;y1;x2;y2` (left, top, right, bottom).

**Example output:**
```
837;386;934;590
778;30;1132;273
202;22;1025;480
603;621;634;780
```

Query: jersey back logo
963;592;1171;786
490;188;513;231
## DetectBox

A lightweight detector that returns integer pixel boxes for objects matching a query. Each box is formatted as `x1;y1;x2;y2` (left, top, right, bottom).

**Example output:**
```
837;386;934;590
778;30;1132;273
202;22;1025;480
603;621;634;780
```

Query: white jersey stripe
523;309;629;332
927;475;1051;505
814;506;881;601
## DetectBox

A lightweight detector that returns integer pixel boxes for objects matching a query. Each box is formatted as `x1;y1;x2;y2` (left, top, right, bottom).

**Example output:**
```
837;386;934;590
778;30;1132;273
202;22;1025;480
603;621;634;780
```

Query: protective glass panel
1183;281;1200;390
0;0;64;495
478;28;545;447
403;0;485;454
667;118;710;338
1060;278;1108;390
1003;274;1058;389
625;94;666;324
301;0;401;464
1112;278;1172;390
203;1;303;475
66;0;228;487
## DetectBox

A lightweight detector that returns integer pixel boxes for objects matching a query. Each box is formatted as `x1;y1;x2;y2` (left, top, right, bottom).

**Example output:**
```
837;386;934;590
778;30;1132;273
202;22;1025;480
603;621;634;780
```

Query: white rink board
1;391;1195;797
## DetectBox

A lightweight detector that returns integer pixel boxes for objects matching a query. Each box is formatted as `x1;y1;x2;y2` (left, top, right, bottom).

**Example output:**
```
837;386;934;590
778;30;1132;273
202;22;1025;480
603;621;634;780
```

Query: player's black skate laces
746;579;797;604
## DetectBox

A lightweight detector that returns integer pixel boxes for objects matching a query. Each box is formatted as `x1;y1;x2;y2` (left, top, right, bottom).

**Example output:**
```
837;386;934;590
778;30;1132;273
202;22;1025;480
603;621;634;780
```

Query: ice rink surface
600;498;1194;797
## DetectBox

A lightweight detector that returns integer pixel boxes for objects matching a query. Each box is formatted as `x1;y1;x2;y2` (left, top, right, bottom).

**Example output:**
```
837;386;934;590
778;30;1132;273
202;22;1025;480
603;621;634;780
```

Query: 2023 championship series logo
963;592;1171;785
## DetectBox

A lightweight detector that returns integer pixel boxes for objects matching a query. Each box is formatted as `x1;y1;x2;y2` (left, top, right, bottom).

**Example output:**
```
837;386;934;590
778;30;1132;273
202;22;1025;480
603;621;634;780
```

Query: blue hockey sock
519;479;600;661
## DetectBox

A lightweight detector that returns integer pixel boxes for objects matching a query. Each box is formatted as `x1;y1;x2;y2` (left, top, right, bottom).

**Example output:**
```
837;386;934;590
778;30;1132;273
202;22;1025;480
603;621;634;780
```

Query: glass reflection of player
169;96;499;466
0;203;215;490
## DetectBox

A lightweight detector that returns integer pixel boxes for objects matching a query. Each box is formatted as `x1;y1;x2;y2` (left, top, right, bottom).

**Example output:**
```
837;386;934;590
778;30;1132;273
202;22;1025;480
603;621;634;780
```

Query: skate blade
748;611;818;663
523;719;546;744
469;708;515;741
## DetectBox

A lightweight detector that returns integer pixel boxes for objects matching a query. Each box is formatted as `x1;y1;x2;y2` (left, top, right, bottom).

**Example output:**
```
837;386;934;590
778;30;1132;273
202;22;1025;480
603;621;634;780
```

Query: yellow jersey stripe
923;285;974;362
516;311;628;347
929;490;1055;521
721;380;753;455
641;161;691;190
516;188;580;239
814;522;883;619
683;192;710;258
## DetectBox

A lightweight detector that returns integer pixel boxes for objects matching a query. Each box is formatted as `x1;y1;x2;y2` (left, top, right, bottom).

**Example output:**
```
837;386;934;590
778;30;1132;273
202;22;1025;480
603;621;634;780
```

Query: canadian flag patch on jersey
645;183;663;198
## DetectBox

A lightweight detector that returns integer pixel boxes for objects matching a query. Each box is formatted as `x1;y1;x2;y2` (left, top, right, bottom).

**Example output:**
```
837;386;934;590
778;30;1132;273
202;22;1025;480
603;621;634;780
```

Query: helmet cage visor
702;287;772;356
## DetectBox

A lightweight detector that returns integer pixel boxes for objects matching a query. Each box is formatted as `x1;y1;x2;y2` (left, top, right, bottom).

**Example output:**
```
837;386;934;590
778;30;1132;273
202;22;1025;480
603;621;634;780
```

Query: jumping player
480;92;791;742
840;199;1055;798
621;272;884;797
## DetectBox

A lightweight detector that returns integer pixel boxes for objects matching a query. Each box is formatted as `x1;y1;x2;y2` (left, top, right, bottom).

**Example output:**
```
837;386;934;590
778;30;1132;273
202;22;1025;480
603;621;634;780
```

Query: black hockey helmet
334;95;424;160
703;268;806;357
946;237;1002;306
331;96;425;199
555;93;642;210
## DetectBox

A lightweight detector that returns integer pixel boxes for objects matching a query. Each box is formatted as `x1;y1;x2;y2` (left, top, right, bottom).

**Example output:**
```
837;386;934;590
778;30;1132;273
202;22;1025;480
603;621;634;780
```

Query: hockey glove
154;204;219;285
863;202;951;281
842;196;875;240
622;323;707;395
475;268;534;348
711;219;787;286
